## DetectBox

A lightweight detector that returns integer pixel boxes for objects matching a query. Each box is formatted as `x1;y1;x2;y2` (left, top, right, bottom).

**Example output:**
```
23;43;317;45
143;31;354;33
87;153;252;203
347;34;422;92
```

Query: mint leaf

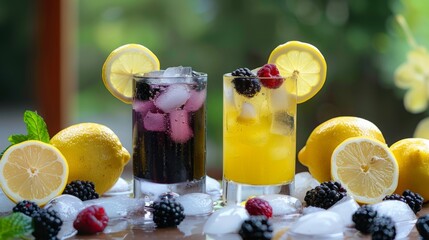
8;134;28;145
0;212;33;239
23;111;50;143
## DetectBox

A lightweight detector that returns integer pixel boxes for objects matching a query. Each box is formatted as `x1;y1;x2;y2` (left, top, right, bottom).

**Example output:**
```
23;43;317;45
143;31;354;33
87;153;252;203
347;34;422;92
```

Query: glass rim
223;73;287;80
133;71;208;79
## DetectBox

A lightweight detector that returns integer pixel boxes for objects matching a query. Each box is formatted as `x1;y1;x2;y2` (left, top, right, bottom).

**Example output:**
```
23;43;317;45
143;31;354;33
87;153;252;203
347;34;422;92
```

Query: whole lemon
390;138;429;201
50;123;130;195
298;116;385;182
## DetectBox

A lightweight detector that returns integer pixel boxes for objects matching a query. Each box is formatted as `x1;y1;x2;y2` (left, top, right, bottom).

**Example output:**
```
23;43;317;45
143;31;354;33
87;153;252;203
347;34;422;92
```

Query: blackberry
151;199;185;228
370;216;396;240
416;214;429;239
352;205;378;234
304;181;347;209
231;67;261;98
382;193;406;203
402;189;424;213
63;180;99;201
13;200;41;217
239;215;273;240
32;209;63;240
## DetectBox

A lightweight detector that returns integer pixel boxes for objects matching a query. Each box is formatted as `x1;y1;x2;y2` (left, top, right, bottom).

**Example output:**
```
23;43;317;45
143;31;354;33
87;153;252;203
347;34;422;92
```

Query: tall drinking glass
223;72;297;205
132;69;207;200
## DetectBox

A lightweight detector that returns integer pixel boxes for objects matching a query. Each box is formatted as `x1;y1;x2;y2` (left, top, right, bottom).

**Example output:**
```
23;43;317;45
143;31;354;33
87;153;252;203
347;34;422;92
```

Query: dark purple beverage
132;69;207;199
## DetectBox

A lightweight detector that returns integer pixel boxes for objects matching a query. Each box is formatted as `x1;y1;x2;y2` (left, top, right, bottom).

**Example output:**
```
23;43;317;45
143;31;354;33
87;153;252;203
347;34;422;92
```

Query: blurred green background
1;0;429;177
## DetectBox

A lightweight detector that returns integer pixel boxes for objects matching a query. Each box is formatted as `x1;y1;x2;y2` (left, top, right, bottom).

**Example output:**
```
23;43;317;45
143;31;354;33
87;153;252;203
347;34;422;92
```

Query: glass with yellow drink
223;64;297;205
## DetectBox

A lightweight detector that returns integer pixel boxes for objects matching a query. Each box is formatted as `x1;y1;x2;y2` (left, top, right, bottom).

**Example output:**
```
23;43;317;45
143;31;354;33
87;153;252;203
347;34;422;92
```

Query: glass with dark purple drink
132;67;207;200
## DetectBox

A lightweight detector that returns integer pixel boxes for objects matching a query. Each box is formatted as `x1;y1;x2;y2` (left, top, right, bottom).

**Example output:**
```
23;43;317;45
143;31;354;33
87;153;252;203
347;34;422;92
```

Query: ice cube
302;206;325;215
44;194;85;222
0;189;15;214
224;83;235;108
133;100;155;117
206;176;222;201
84;196;141;219
176;193;213;216
144;70;164;77
327;196;359;226
237;102;258;122
178;216;209;237
269;87;294;112
203;205;249;235
103;178;131;197
291;172;320;203
184;89;206;112
372;200;417;239
270;111;294;135
289;211;345;237
143;111;166;131
154;84;191;113
169;109;193;143
164;66;193;77
258;194;302;216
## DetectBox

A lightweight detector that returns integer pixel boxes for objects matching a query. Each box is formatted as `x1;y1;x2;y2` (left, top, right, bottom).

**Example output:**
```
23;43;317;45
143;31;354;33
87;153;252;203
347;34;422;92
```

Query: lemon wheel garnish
0;140;69;206
331;137;399;204
102;44;160;104
268;41;327;104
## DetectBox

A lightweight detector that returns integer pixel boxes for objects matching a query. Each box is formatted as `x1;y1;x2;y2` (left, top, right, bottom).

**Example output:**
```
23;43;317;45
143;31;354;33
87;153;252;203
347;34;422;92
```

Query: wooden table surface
67;203;429;239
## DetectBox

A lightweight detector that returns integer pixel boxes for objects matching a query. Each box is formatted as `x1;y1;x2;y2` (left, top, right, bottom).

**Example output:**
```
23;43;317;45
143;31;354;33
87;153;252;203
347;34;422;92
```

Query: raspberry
73;205;109;234
239;215;273;240
13;200;41;217
257;64;284;89
416;214;429;239
63;180;99;201
245;198;273;218
231;67;261;98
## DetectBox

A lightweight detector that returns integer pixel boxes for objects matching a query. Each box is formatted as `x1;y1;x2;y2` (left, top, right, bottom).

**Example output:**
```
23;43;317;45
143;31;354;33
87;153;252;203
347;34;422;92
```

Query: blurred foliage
2;0;429;169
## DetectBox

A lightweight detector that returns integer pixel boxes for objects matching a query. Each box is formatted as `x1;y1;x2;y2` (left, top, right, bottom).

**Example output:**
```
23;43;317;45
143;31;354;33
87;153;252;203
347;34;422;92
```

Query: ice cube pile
134;66;206;144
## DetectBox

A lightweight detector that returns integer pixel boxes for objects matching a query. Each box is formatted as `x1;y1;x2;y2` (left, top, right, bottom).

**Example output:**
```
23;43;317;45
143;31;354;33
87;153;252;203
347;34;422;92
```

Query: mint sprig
1;111;50;158
0;212;33;239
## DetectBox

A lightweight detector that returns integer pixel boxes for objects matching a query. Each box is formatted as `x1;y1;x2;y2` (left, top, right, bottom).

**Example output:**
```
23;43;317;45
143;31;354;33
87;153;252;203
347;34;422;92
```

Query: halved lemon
268;41;327;103
0;140;69;206
331;137;399;204
102;44;160;104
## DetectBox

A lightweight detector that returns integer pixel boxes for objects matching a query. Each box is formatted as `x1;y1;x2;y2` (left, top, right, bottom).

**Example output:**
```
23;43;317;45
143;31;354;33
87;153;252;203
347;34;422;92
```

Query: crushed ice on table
203;205;249;235
291;172;320;203
103;177;132;197
0;188;15;214
259;194;302;216
288;211;345;239
327;196;359;226
372;200;417;239
154;84;191;113
176;193;213;216
206;176;222;201
44;194;85;222
178;216;209;237
84;196;145;219
302;206;325;215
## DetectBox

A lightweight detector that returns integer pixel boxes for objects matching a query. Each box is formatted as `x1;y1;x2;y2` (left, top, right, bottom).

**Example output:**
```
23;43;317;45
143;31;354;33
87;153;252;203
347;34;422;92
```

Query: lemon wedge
0;140;69;206
268;41;327;103
331;137;398;204
102;44;160;104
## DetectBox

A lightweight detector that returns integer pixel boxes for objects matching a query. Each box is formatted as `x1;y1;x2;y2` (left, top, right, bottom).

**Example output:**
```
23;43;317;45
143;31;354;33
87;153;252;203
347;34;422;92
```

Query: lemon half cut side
0;140;69;206
331;137;399;204
268;41;327;104
102;44;160;104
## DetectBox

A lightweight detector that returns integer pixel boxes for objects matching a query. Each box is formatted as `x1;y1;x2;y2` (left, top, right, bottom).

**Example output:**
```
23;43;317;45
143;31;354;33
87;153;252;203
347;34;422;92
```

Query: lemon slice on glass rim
102;44;160;104
268;41;327;104
331;137;399;204
0;140;69;206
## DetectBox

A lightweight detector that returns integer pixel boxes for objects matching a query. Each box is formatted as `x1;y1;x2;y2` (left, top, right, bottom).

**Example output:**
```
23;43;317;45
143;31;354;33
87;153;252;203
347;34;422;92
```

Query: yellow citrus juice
223;75;296;185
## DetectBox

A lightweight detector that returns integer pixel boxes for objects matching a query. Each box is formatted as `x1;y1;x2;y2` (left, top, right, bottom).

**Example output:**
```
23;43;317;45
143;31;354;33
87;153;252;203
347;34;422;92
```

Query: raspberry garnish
73;205;109;234
257;64;284;89
245;197;273;219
